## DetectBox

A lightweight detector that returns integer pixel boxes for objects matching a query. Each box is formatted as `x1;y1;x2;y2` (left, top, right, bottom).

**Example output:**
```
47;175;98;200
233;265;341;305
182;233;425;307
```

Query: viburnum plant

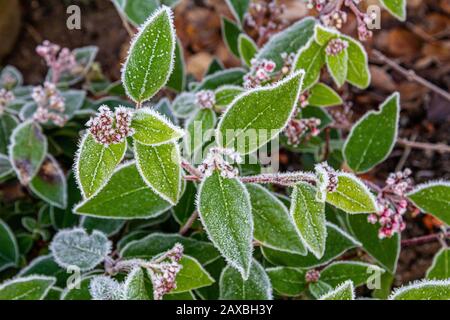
0;0;449;301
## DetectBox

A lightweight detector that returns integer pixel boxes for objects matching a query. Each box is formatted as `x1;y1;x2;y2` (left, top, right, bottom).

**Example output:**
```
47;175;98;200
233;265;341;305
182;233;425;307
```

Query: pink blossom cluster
195;90;215;109
299;92;310;108
316;162;338;193
325;38;349;56
198;147;242;178
368;169;414;239
244;58;276;89
149;243;184;300
321;10;348;29
356;12;376;41
32;82;68;126
245;0;286;45
284;109;321;146
36;40;77;83
0;89;15;115
305;269;321;283
86;105;134;146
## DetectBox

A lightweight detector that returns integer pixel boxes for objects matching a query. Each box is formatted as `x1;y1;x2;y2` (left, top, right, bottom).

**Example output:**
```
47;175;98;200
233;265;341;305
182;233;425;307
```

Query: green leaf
0;114;18;155
30;155;67;209
214;85;244;109
166;39;186;92
266;267;307;297
121;0;159;25
257;17;316;72
0;219;19;271
171;92;198;119
314;24;339;46
50;228;111;271
220;260;272;300
247;184;306;255
75;133;126;198
319;280;354;300
204;58;224;76
80;216;125;236
61;275;95;300
123;267;154;300
291;182;327;258
326;48;348;87
308;83;342;107
347;214;400;274
163;291;195;300
389;280;450;300
172;181;201;228
309;281;333;299
122;6;176;103
225;0;250;26
380;0;406;21
0;154;13;181
294;39;325;90
238;34;258;67
18;254;69;288
74;162;172;219
217;70;304;155
221;16;241;58
344;93;400;173
9;120;47;184
426;248;450;280
262;223;360;268
1;65;23;89
172;256;215;293
325;172;377;213
52;172;81;229
120;232;220;265
320;261;385;287
0;276;56;300
135;141;181;204
195;68;246;91
343;35;370;89
184;108;216;157
407;181;450;225
132;108;184;146
197;171;253;279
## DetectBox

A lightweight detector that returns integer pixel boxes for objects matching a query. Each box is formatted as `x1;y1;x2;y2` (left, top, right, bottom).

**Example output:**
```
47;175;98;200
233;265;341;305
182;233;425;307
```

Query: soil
1;0;449;287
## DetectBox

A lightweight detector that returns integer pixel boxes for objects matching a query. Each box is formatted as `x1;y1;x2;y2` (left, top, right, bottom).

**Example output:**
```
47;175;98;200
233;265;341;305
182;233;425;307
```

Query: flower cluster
198;147;242;178
245;0;287;45
32;82;68;126
148;243;184;300
316;162;338;193
368;169;414;239
299;91;310;109
280;52;297;76
284;109;321;146
86;105;134;146
36;40;77;83
325;38;349;56
305;269;321;283
0;89;15;116
195;90;215;109
244;58;276;89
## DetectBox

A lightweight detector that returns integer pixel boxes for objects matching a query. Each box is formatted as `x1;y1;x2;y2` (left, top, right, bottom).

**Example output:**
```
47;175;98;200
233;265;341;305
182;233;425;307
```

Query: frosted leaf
426;248;450;280
0;275;56;300
389;279;450;300
50;228;112;271
319;280;355;300
89;275;123;300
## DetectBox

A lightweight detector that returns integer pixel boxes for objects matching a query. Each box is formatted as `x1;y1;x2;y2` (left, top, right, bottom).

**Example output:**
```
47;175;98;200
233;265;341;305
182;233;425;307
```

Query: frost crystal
368;169;414;239
89;275;123;300
0;89;15;115
86;105;134;146
36;40;77;83
315;162;338;193
195;90;215;109
32;82;68;126
244;58;276;89
198;147;242;178
325;38;349;56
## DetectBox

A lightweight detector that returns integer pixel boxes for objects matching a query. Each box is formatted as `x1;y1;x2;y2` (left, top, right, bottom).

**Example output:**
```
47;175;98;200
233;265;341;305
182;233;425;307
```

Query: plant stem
397;138;450;153
371;49;450;102
239;172;317;186
401;232;450;248
181;159;203;178
113;1;135;37
179;211;199;235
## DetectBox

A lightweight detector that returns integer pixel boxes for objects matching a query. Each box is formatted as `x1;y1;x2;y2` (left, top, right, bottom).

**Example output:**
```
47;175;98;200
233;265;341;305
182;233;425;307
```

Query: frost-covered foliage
0;0;449;301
